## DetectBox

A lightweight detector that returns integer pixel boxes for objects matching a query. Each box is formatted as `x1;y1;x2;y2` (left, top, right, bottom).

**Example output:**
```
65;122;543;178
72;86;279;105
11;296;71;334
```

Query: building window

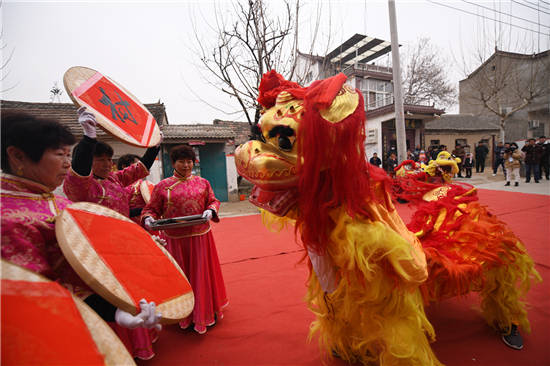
362;78;393;110
455;138;467;146
430;139;440;147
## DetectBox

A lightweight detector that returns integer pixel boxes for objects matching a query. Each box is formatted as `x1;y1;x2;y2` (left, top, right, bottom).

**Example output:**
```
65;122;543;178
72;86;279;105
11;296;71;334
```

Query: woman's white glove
143;216;155;230
77;107;98;139
152;235;167;247
202;209;213;221
115;299;162;331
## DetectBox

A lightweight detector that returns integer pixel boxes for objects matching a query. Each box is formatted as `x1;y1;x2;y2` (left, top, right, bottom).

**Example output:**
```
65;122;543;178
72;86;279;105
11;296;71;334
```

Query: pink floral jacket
141;172;220;239
1;173;91;297
63;162;149;217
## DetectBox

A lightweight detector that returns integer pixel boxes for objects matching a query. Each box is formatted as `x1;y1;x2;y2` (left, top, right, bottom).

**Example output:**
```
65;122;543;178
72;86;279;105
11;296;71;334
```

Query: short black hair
170;145;196;164
1;112;76;173
117;154;140;170
94;141;114;158
539;136;546;139
528;138;536;142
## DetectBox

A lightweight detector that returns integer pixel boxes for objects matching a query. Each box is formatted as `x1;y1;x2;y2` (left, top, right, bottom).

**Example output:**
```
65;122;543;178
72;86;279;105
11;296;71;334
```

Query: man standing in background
475;141;489;173
493;141;506;177
522;138;543;183
537;136;549;181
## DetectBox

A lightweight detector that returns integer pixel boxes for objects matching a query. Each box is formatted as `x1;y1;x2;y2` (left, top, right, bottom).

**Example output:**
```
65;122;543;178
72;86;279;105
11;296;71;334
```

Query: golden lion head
423;151;461;182
234;71;364;217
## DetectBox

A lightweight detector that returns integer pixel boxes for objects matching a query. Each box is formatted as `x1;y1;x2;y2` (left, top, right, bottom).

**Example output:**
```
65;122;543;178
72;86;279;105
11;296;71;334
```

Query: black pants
465;167;472;178
540;159;550;179
525;164;540;182
493;159;505;174
476;157;486;172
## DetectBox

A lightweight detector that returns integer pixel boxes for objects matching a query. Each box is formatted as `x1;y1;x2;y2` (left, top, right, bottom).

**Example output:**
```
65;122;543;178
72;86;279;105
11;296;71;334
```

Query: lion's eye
278;136;292;150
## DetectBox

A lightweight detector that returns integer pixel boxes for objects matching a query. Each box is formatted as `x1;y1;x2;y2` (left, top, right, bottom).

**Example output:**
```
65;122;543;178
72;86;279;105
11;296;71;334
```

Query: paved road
454;169;550;195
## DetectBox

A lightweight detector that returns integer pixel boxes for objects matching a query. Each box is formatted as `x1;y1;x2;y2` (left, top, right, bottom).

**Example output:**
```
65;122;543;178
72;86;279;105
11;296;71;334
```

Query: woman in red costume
142;145;228;335
1;112;161;343
62;108;162;360
118;153;150;224
395;150;541;350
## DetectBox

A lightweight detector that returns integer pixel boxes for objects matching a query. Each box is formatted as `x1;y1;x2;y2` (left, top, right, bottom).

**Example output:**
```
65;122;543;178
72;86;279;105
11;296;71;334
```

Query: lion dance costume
235;71;442;365
394;151;541;347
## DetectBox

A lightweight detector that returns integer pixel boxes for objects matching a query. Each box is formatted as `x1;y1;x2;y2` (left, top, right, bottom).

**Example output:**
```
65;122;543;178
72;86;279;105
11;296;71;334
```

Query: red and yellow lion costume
395;151;541;342
235;71;442;365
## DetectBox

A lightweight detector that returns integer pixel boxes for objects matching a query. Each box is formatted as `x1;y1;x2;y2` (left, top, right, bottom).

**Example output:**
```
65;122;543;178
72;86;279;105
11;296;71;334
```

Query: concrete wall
225;154;239;202
424;130;497;164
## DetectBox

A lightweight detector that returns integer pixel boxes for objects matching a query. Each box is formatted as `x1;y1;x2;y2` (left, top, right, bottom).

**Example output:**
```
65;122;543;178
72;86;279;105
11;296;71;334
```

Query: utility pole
388;0;407;163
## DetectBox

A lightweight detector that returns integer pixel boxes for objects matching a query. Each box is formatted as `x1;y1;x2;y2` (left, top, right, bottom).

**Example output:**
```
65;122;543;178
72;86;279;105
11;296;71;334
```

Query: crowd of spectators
368;136;550;184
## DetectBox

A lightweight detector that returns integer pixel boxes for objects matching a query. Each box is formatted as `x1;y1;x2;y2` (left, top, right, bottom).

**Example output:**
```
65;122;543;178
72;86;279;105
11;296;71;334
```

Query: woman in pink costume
118;153;149;224
142;145;228;334
1;112;161;340
62;108;162;360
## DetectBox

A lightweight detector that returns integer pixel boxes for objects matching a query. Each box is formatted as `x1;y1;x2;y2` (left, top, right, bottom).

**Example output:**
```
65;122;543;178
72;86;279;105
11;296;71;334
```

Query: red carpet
138;189;549;366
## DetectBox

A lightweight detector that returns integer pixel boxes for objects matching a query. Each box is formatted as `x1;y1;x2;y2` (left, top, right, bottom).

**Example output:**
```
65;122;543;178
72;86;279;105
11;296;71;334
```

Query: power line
512;0;550;15
523;0;550;12
427;0;550;37
539;0;550;6
462;0;550;28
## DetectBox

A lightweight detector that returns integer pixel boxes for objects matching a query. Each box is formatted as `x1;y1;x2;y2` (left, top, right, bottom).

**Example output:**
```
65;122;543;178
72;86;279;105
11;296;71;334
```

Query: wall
225;154;239;202
424;130;496;164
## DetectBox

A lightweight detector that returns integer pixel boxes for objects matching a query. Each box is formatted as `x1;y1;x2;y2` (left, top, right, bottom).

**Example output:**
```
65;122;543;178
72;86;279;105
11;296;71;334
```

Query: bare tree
189;0;324;131
1;2;17;93
402;37;457;109
454;6;550;143
459;48;549;143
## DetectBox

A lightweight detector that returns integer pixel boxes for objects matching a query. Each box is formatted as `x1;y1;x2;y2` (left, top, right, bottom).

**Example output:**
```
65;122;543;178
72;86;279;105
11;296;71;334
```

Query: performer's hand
114;300;162;331
114;308;144;329
138;299;162;331
77;107;98;139
202;209;213;221
156;131;164;147
143;216;155;230
152;235;167;246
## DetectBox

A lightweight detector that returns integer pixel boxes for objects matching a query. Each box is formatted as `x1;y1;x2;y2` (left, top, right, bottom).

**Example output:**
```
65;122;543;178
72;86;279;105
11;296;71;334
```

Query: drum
1;260;135;366
55;202;194;323
64;66;161;148
140;179;155;204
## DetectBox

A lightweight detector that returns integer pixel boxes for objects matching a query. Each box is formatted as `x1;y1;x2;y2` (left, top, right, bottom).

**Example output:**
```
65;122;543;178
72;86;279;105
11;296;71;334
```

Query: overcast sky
2;0;549;124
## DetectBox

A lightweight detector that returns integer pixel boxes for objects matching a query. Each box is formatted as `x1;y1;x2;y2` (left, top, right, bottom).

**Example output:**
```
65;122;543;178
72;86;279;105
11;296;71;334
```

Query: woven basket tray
1;260;135;366
55;202;194;324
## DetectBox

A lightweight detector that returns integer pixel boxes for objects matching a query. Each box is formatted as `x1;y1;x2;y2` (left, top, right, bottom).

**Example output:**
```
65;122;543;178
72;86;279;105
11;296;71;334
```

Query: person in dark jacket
537;136;549;180
386;152;398;177
369;152;382;167
521;138;543;183
475;142;489;173
452;144;466;178
493;141;506;176
463;152;474;178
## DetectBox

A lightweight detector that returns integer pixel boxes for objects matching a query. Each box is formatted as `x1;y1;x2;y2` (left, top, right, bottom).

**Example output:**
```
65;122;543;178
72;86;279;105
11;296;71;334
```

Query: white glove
143;216;155;230
156;131;164;147
115;299;162;331
202;209;213;221
152;235;167;246
77;107;98;139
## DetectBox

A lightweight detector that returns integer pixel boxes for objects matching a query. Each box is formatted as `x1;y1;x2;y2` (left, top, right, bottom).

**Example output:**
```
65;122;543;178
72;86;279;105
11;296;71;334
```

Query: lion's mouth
248;185;298;216
437;165;453;175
